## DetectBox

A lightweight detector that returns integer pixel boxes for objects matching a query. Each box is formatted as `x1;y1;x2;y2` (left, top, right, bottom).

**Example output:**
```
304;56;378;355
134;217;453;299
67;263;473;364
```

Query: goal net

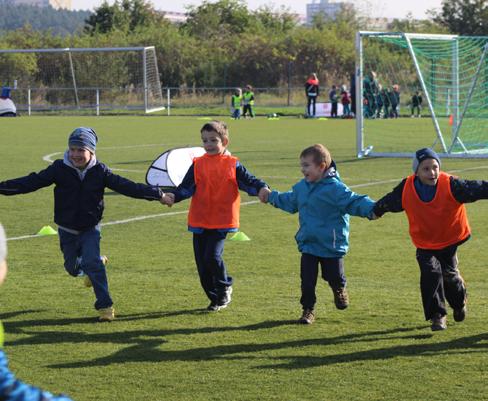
356;32;488;158
0;46;165;114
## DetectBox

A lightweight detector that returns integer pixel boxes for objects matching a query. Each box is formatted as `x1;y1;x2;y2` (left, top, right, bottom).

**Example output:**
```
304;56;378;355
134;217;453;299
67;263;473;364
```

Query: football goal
0;46;165;115
356;31;488;158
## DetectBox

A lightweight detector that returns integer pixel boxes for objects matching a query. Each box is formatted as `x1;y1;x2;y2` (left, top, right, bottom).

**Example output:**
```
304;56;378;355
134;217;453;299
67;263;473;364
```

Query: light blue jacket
268;165;375;258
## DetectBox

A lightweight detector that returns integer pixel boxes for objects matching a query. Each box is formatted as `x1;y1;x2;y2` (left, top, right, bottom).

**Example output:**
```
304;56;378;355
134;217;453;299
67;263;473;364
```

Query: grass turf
0;116;488;400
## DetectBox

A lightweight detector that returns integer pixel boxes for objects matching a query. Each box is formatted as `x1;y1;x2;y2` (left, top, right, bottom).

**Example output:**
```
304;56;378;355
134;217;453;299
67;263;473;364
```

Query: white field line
7;155;488;242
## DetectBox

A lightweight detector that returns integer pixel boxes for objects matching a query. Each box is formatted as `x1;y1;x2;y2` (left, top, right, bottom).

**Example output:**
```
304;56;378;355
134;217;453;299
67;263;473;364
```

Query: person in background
329;85;338;118
411;91;423;118
242;85;255;119
231;88;242;120
305;73;319;117
340;85;351;118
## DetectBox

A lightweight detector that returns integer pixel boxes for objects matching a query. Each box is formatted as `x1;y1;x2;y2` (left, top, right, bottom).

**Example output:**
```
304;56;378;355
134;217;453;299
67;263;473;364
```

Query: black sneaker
298;309;315;324
332;286;349;310
207;302;222;312
217;286;233;307
431;313;447;331
453;305;467;322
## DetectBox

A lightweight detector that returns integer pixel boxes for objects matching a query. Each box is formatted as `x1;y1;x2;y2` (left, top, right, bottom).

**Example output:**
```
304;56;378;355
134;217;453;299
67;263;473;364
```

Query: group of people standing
305;73;353;118
231;85;255;119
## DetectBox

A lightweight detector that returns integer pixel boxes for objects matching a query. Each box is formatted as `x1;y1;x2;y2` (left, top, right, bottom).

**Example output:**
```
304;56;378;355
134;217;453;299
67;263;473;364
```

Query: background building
306;0;352;24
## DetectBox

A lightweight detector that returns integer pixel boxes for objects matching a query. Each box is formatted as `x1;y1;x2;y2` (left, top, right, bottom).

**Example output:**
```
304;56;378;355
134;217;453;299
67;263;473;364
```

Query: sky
71;0;444;20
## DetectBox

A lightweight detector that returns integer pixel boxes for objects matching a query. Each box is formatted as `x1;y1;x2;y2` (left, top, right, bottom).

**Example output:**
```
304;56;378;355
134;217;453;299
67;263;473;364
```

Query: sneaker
98;306;115;322
298;309;315;324
84;255;109;288
453;305;467;322
207;302;222;312
453;276;467;322
431;313;447;331
332;286;349;310
217;286;233;307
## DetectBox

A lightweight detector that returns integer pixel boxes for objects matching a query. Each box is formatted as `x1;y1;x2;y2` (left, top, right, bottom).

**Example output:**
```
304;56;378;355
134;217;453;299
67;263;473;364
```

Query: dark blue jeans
300;253;346;310
58;227;113;310
193;230;233;303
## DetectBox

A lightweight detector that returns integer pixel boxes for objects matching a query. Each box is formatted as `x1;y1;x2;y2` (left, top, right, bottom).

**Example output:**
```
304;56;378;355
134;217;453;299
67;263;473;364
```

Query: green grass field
0;116;487;401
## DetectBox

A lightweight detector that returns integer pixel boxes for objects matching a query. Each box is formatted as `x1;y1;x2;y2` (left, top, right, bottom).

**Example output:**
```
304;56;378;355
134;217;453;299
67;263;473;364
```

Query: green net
360;33;488;157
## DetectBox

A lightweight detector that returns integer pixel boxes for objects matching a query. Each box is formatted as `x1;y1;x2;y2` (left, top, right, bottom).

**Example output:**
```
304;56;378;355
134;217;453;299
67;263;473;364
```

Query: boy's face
300;155;326;183
416;158;440;186
69;146;92;169
201;130;228;155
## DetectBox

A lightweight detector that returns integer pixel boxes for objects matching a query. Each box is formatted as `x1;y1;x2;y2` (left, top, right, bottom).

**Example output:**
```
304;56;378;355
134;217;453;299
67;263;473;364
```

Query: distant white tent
0;98;16;116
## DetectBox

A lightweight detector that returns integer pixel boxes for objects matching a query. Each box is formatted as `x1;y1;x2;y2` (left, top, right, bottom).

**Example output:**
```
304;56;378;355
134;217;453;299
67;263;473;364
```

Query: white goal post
356;31;488;159
0;46;165;115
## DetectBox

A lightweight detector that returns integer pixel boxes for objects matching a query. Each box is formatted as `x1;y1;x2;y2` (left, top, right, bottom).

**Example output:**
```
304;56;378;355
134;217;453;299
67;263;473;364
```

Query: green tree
181;0;252;39
84;0;166;34
431;0;488;35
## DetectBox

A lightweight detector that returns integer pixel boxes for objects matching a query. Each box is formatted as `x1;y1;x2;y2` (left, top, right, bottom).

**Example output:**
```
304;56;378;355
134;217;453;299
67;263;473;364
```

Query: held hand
161;192;175;207
258;187;271;203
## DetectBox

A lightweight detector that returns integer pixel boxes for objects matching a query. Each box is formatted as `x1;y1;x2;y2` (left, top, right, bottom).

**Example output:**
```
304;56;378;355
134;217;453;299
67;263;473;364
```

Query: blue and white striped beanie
68;127;98;153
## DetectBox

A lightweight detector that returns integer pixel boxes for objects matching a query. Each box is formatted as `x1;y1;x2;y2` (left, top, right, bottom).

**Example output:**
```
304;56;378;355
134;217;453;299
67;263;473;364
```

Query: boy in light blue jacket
262;144;375;324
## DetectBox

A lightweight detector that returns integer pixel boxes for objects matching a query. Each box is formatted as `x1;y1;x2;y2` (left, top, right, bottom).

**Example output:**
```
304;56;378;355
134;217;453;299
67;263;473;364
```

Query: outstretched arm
451;176;488;203
373;179;406;217
334;181;375;218
104;169;163;200
236;162;268;196
0;164;56;196
268;188;298;214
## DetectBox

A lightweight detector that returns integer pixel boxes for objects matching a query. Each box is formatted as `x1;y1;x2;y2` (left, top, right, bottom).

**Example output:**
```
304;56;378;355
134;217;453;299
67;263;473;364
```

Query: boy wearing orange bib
373;148;488;331
163;121;269;311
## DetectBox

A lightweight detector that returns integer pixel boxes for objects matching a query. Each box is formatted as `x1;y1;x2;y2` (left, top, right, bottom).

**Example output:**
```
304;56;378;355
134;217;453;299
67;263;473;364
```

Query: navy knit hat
412;148;441;172
68;127;98;153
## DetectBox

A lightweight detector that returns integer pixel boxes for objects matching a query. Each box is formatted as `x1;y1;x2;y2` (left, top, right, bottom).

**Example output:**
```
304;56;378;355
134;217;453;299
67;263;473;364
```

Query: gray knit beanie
412;148;441;173
0;224;6;263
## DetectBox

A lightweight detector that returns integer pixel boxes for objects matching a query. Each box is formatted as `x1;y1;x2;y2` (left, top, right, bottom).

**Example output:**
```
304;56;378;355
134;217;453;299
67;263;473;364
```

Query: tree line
0;0;486;89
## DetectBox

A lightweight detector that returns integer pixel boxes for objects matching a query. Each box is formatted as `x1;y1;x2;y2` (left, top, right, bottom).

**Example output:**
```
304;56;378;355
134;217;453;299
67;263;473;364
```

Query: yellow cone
228;231;251;241
37;225;57;236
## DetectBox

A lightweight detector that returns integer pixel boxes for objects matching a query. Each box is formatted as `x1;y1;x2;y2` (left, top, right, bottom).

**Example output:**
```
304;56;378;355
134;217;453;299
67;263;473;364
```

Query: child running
261;144;375;324
373;148;488;331
0;127;165;321
162;121;269;311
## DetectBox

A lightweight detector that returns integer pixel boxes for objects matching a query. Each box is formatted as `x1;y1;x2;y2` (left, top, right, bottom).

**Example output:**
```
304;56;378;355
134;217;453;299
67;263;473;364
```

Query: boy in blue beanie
0;127;167;321
373;148;488;331
0;224;73;400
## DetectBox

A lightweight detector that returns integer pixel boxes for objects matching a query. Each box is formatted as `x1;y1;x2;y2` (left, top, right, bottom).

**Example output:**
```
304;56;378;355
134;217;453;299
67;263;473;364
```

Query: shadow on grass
256;331;488;369
4;310;487;370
